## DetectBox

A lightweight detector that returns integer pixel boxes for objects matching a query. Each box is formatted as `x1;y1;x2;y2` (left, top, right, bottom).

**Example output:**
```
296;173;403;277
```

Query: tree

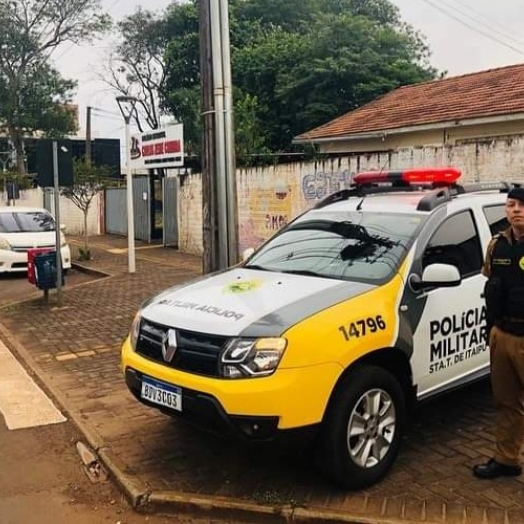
105;7;170;131
0;0;111;173
60;159;109;261
161;0;438;158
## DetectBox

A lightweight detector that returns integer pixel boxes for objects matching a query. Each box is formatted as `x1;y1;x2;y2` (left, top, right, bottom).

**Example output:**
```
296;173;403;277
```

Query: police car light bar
353;167;462;186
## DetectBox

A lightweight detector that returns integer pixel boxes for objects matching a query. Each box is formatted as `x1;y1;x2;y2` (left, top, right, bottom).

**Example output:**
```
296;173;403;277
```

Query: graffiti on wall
302;169;355;200
239;181;293;253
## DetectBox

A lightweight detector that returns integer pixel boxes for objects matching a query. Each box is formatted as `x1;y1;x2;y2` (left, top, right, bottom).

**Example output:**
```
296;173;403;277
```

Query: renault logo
161;329;178;363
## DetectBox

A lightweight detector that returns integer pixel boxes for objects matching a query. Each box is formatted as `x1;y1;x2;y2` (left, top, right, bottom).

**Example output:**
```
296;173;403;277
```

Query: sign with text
129;124;184;171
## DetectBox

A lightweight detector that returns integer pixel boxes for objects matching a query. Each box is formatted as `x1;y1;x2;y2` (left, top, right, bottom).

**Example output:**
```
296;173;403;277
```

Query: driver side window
422;211;483;278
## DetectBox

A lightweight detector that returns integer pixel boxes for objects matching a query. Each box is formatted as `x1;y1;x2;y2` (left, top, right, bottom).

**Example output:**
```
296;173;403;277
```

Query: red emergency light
353;167;462;186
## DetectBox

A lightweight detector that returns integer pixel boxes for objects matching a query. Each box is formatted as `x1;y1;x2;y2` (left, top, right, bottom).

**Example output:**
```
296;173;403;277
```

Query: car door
409;209;489;399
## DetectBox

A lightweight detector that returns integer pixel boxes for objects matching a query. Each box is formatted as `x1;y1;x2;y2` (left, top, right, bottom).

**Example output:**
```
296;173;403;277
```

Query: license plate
141;377;182;412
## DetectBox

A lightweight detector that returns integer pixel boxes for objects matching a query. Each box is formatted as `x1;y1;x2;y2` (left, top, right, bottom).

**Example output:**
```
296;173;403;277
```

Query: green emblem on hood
224;279;262;293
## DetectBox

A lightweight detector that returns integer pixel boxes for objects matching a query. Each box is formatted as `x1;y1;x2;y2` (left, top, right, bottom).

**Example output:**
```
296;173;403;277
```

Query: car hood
142;268;374;337
1;231;57;248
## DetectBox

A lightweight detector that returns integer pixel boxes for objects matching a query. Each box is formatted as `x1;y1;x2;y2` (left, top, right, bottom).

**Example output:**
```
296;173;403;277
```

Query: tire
317;365;406;489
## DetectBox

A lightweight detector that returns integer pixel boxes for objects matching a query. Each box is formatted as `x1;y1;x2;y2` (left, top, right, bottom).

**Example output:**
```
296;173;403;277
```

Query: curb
71;261;112;278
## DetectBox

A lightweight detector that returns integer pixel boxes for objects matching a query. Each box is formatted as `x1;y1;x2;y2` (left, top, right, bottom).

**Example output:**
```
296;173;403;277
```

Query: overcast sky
54;0;524;144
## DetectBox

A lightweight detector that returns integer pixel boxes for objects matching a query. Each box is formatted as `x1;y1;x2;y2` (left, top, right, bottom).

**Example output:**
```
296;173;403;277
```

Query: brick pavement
1;234;524;524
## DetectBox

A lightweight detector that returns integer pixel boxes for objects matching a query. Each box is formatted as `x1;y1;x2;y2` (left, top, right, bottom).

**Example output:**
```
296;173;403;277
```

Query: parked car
121;167;510;489
0;206;71;274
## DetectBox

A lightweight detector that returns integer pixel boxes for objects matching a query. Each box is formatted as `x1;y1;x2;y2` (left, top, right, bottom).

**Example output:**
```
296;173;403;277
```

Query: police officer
473;186;524;479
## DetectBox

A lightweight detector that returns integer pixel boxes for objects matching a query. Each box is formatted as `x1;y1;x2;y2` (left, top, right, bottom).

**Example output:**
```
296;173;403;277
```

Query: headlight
129;311;142;350
220;337;287;378
0;237;11;251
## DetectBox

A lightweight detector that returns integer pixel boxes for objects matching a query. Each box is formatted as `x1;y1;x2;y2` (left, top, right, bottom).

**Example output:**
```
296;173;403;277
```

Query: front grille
12;244;55;253
136;318;229;377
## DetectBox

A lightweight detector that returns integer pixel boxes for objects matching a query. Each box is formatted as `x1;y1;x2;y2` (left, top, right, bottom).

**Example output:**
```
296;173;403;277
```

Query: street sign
129;124;184;171
36;139;73;187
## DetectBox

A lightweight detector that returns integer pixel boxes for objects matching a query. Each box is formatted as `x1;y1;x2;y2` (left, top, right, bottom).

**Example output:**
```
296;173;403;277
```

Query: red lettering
165;140;181;153
142;145;155;157
155;142;164;155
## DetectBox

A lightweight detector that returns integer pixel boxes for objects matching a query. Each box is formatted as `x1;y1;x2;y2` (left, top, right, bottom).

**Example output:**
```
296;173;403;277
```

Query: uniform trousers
490;326;524;466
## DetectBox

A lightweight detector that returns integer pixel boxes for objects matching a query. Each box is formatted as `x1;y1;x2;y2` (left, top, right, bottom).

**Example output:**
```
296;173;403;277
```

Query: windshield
245;211;424;284
0;211;56;233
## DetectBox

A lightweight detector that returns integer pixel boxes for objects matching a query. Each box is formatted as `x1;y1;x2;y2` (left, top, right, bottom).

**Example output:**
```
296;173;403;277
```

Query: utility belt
496;318;524;337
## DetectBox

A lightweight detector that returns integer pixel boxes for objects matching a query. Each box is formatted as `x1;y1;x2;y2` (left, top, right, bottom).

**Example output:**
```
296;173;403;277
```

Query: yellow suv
122;167;508;489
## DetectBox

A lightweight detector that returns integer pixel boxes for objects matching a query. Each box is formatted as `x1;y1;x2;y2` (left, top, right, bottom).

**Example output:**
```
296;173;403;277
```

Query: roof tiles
295;62;524;141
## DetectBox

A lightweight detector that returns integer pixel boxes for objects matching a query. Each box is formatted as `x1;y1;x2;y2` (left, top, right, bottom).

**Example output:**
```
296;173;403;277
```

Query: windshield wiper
244;264;272;271
278;268;330;278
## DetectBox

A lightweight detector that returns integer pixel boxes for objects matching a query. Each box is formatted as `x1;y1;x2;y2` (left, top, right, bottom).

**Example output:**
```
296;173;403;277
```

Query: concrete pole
85;106;92;166
199;0;219;274
210;0;229;270
52;141;63;306
116;96;139;274
219;0;238;266
124;116;136;273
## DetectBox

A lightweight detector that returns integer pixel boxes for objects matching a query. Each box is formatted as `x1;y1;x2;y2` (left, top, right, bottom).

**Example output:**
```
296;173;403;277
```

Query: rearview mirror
409;263;461;292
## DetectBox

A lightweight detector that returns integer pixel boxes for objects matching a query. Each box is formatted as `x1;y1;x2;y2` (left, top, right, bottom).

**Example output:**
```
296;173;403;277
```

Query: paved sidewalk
1;235;524;524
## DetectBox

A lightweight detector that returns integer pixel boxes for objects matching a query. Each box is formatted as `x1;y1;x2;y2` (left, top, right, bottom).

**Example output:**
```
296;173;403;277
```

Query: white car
0;206;71;274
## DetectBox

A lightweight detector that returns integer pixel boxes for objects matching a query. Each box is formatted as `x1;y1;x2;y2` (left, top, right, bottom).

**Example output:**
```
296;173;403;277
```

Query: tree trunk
10;131;26;174
83;210;89;255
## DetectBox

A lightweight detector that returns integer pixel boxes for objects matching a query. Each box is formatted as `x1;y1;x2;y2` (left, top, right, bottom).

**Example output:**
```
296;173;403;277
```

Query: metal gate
133;176;151;243
105;176;151;242
43;188;53;212
163;176;178;247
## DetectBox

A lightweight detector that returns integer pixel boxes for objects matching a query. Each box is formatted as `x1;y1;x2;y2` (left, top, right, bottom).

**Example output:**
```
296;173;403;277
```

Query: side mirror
409;263;461;292
60;224;66;232
242;247;255;261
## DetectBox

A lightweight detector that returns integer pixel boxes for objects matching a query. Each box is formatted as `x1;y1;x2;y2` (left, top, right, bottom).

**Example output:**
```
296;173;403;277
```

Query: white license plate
141;377;182;412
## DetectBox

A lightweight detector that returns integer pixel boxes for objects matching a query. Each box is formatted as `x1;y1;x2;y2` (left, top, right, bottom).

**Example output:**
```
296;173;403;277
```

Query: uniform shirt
482;227;522;278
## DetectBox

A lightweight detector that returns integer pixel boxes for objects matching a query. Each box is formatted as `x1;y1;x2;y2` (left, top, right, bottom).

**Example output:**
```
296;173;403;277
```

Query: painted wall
2;187;102;236
178;135;524;255
314;119;524;153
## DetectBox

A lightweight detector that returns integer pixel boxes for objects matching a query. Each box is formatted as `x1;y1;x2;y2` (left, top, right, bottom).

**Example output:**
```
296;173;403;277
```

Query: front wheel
317;365;406;489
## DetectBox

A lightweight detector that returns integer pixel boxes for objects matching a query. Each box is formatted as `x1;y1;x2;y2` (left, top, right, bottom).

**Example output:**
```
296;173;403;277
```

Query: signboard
35;139;73;187
129;124;184;171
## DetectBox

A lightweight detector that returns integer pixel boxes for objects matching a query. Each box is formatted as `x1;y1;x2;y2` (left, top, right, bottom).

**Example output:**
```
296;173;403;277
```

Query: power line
450;0;524;42
439;0;524;48
419;0;524;57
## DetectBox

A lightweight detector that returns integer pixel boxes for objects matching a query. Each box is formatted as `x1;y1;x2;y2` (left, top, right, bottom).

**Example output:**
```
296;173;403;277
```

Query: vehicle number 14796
339;315;386;341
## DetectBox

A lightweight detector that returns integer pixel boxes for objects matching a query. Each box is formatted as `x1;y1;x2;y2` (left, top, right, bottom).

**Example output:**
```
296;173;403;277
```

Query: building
293;63;524;155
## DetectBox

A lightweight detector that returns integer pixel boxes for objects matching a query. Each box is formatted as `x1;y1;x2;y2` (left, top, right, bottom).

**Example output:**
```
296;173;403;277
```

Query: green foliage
78;247;92;261
110;8;170;130
61;159;109;257
0;170;34;190
161;0;438;160
0;0;111;173
61;158;109;213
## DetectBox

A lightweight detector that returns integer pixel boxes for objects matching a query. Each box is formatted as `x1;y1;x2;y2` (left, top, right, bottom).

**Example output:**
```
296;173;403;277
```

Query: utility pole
200;0;219;273
199;0;238;273
85;106;92;166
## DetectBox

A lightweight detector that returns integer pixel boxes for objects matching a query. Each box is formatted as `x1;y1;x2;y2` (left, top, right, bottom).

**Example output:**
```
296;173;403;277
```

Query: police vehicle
121;167;512;489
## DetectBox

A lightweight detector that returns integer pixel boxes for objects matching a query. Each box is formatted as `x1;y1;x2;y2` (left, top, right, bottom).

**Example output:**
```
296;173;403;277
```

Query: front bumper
126;367;287;439
121;337;342;439
0;245;72;273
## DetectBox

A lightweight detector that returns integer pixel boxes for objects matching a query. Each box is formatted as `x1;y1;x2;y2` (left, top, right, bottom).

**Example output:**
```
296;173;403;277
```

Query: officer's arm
482;237;498;278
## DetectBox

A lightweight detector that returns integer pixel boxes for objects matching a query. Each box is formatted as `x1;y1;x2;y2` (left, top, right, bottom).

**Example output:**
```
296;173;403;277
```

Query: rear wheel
317;365;406;489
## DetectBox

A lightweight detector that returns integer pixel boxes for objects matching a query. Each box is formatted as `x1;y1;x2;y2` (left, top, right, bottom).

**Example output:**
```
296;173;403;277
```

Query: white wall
179;135;524;255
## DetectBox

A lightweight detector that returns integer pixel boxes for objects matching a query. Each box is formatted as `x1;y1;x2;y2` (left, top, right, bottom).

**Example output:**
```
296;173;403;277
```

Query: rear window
0;211;55;233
